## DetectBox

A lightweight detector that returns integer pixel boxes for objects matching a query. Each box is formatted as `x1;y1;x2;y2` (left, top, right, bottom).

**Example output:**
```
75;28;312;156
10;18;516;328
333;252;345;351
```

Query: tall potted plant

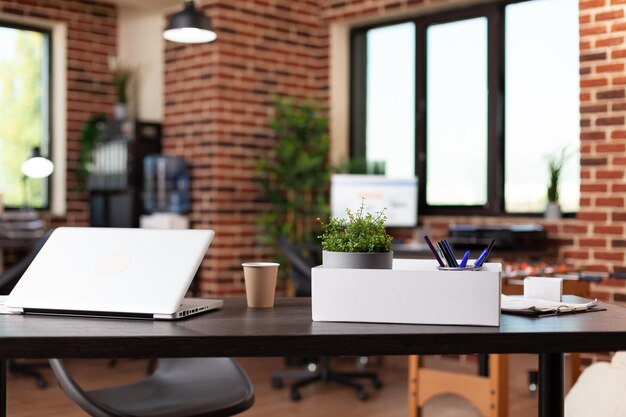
255;98;331;279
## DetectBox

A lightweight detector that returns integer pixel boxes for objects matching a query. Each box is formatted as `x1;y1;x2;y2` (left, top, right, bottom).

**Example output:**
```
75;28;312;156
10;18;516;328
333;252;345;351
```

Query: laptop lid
6;227;214;315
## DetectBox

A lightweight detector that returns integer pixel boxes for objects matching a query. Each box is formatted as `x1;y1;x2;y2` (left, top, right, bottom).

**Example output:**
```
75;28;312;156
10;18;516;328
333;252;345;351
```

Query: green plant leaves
318;202;393;253
254;97;331;246
76;114;106;191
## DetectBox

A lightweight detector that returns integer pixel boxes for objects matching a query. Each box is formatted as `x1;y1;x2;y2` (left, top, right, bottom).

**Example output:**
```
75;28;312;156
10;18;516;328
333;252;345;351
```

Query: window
350;0;580;215
504;0;580;213
0;22;51;209
365;23;415;177
426;17;488;206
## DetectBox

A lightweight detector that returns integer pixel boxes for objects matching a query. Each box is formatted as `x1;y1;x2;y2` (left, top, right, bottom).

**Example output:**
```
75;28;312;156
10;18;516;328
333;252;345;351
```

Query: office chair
0;231;52;388
50;357;255;417
271;237;382;401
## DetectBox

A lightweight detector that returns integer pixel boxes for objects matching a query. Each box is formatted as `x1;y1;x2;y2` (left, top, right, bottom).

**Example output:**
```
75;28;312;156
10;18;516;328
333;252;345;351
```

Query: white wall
117;6;164;121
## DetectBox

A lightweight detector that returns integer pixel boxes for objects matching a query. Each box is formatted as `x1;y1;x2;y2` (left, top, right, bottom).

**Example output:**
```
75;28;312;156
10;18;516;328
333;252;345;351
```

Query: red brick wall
1;0;117;227
163;1;328;295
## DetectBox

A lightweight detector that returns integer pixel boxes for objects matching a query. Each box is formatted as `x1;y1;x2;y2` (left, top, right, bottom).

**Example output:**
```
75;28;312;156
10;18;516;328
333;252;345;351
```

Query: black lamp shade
164;1;217;44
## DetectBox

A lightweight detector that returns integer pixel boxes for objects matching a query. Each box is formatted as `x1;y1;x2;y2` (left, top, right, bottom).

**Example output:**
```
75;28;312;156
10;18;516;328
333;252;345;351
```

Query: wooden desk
0;297;625;417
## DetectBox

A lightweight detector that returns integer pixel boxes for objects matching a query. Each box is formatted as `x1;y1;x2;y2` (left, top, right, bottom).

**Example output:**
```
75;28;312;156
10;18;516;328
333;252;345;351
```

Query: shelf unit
87;119;162;228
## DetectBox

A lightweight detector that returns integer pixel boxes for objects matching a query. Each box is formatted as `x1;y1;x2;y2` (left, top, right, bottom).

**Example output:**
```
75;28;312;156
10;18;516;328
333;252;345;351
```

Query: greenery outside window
0;21;52;209
350;0;580;216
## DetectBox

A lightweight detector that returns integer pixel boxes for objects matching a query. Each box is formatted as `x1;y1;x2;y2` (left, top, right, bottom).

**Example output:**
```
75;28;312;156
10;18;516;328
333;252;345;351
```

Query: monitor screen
330;174;418;227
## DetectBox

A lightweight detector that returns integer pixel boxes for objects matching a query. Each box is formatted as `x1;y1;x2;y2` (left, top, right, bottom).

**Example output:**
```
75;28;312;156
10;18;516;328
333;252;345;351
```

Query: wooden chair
408;278;589;417
408;354;508;417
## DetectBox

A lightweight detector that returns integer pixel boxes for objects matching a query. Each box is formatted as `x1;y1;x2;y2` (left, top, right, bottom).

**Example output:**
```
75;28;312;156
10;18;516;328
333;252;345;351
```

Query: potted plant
255;98;331;246
318;201;393;269
255;98;331;290
545;147;568;219
76;114;106;191
109;57;133;120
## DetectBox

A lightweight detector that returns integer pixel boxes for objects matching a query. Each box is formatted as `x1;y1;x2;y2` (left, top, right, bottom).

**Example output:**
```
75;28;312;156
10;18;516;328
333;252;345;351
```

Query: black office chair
0;231;52;388
271;237;382;401
50;358;254;417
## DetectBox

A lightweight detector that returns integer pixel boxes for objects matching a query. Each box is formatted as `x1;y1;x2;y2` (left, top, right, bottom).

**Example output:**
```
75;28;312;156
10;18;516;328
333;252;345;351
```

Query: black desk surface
1;297;626;359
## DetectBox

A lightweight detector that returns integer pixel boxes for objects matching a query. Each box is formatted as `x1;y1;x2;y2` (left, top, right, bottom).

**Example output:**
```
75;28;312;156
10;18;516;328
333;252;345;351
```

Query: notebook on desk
5;227;223;320
501;295;604;317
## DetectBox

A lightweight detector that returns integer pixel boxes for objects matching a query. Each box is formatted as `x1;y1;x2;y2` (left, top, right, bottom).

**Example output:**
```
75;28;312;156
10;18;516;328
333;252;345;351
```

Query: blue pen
474;248;488;267
459;251;471;268
475;239;496;267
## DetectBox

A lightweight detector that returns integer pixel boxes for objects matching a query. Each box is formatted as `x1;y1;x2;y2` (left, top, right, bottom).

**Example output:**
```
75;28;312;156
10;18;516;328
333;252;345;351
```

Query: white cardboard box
311;259;502;327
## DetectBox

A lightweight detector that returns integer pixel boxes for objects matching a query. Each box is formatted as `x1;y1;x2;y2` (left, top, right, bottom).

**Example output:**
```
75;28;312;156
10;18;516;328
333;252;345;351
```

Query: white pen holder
312;259;502;327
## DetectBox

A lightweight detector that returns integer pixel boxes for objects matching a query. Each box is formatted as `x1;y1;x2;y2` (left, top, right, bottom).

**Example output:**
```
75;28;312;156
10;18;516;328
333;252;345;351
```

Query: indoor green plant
76;114;107;191
318;200;393;269
255;98;331;246
109;57;133;120
545;147;568;219
255;98;331;285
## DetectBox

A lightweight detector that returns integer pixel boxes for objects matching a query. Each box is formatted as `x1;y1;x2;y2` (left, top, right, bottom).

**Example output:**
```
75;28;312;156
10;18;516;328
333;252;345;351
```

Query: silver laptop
5;227;223;320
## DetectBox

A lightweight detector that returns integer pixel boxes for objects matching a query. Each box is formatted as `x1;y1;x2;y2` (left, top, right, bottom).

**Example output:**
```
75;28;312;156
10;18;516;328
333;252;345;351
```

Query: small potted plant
109;57;133;120
545;148;568;219
318;201;393;269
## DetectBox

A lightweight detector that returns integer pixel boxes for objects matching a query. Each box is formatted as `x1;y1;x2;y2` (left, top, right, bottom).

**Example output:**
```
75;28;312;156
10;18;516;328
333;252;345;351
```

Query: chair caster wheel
373;380;383;389
290;390;302;401
271;377;284;389
357;390;369;401
36;378;48;389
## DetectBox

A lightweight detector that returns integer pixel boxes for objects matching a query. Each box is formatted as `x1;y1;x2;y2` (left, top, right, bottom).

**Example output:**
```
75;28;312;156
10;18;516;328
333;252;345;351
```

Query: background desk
1;297;625;417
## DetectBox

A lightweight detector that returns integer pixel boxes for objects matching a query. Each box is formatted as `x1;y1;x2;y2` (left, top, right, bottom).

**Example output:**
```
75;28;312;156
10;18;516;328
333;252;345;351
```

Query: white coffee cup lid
242;262;280;267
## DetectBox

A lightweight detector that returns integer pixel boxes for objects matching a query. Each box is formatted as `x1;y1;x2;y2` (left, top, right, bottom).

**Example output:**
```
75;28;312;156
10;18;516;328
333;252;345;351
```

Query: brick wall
1;0;117;227
163;1;328;295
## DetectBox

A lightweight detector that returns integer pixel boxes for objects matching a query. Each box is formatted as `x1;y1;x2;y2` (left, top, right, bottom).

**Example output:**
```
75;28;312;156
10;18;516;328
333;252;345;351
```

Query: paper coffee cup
242;262;279;308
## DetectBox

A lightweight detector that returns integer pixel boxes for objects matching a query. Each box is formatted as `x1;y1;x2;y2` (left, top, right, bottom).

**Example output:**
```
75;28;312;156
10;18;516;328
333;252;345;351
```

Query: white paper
501;294;598;314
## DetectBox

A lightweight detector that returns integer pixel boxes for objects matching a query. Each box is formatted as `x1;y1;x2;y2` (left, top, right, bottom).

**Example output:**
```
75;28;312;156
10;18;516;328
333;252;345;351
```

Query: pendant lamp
21;147;54;179
163;0;217;44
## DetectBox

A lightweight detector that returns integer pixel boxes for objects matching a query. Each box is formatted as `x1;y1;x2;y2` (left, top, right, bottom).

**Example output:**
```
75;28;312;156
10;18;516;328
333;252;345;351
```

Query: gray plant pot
544;202;561;220
322;250;393;269
114;103;128;120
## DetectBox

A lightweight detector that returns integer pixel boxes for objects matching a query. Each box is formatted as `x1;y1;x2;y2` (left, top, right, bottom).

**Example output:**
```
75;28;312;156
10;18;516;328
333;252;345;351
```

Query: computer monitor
330;174;418;227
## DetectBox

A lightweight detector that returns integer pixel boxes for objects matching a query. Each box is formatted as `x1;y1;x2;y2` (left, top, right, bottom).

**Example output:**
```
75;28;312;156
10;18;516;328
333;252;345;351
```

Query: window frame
0;19;53;211
349;0;578;217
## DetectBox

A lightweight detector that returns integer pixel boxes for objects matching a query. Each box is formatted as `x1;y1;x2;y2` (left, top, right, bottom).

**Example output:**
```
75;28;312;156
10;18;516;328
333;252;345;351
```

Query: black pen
437;241;453;267
424;236;445;267
442;240;459;267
